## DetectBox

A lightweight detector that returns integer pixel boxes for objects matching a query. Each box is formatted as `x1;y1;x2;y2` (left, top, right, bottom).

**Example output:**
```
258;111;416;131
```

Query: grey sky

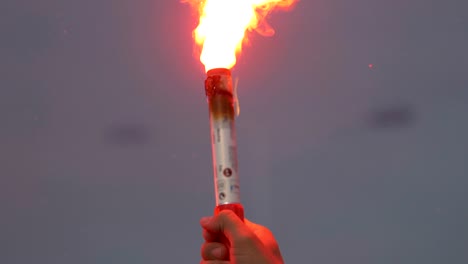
1;0;468;263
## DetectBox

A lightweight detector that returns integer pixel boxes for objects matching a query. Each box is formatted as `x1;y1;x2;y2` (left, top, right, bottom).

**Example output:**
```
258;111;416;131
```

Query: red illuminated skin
215;204;244;221
200;210;284;264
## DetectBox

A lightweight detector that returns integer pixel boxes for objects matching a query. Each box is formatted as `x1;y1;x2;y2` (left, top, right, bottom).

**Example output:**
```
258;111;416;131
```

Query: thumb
200;210;255;244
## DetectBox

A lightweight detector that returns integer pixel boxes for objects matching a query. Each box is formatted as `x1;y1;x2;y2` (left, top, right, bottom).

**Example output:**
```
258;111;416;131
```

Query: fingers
201;242;228;260
200;212;284;264
200;210;255;243
202;229;218;242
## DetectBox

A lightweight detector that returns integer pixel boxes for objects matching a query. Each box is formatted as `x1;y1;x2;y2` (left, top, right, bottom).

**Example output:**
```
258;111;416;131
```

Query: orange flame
184;0;297;72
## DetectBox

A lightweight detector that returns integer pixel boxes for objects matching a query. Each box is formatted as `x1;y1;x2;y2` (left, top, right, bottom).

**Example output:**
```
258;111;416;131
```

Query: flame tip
186;0;297;69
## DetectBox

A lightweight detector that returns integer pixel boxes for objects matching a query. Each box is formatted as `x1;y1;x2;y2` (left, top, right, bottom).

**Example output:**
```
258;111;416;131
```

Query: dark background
1;0;468;263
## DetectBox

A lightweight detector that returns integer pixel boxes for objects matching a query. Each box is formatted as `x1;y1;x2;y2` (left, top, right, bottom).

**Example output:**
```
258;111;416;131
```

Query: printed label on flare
211;119;241;205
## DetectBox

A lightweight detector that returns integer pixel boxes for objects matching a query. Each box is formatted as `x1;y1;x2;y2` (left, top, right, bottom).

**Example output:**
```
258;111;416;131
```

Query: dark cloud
368;104;415;130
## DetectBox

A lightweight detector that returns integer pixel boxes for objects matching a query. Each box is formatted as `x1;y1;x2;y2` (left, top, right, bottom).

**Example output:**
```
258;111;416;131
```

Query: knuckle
201;242;226;260
203;229;213;241
200;243;211;258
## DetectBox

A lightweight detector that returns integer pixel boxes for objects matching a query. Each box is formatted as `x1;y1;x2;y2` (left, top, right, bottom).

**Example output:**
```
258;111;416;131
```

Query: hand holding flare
184;0;297;262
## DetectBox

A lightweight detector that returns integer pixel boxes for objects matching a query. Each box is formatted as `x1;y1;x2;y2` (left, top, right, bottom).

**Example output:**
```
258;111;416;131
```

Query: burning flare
185;0;297;72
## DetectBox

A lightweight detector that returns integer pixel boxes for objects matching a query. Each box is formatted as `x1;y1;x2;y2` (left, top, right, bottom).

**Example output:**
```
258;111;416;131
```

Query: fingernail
212;247;223;258
200;217;211;225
